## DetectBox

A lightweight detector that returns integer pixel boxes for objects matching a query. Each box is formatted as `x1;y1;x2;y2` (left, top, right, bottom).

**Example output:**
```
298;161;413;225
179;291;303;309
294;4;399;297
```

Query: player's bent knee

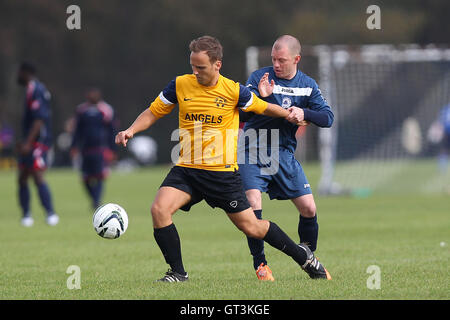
245;190;262;210
151;202;165;217
248;199;261;211
300;203;317;218
150;203;174;228
242;226;261;239
151;202;168;220
238;220;267;239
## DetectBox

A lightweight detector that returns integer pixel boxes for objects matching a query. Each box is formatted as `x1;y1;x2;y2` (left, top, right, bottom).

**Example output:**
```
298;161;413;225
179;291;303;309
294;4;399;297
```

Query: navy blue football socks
246;209;267;269
85;178;103;209
91;179;103;208
37;182;54;215
298;215;318;252
19;182;55;217
19;184;30;216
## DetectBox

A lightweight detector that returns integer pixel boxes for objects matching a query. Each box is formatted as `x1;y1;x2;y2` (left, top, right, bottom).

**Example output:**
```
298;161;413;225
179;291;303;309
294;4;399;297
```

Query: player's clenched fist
286;107;309;126
115;130;134;147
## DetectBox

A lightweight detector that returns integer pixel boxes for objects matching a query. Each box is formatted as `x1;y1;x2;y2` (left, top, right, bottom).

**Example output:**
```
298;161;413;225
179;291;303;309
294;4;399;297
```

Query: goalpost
246;44;450;195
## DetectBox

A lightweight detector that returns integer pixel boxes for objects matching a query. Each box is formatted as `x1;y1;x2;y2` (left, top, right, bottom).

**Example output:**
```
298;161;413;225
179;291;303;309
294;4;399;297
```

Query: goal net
246;44;450;195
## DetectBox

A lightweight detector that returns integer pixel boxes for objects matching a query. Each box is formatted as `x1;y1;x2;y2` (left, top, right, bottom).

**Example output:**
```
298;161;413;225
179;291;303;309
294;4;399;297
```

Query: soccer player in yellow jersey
116;36;330;282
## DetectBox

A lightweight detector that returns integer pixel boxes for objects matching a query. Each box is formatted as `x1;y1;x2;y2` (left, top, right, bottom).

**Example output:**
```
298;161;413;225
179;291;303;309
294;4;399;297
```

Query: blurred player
70;88;117;209
115;35;331;282
239;35;334;280
16;62;59;227
436;103;450;175
428;103;450;175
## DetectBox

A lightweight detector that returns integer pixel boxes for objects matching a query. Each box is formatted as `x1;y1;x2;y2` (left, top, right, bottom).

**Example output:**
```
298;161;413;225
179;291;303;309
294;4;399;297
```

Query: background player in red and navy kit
70;88;117;209
16;62;59;227
437;104;450;174
239;35;334;280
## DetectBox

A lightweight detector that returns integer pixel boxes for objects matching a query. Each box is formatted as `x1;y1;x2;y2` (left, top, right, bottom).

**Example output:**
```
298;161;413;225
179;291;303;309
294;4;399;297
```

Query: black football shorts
160;165;251;213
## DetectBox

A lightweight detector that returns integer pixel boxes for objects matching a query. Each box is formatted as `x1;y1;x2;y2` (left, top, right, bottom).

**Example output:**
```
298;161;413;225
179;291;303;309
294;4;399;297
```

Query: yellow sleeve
240;92;268;115
148;94;176;118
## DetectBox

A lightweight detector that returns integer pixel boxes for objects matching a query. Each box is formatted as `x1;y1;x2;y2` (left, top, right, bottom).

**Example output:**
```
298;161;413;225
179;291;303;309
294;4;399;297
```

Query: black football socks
155;221;308;275
19;183;30;216
263;221;308;267
153;223;187;276
246;209;267;269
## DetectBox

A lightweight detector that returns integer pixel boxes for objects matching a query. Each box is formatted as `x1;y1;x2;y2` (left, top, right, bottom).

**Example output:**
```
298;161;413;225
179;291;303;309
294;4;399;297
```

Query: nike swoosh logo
184;98;192;101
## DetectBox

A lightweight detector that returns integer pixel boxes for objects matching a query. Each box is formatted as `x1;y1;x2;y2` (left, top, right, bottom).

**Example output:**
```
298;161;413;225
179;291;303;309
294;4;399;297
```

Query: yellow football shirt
149;74;268;171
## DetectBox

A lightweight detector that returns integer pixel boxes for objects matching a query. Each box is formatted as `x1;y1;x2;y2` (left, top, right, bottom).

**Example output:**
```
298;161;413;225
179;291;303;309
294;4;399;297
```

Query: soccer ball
93;203;128;239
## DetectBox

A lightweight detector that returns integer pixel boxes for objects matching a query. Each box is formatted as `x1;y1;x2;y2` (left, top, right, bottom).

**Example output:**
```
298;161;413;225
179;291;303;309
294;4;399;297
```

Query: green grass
0;164;448;299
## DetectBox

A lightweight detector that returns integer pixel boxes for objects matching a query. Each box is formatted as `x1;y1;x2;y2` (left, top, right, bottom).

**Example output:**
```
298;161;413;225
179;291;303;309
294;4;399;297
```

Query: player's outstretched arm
262;103;304;125
239;85;301;125
262;103;289;118
115;108;159;147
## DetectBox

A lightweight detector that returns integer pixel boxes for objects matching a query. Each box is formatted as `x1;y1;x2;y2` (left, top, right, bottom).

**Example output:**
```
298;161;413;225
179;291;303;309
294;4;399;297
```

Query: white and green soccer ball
93;203;128;239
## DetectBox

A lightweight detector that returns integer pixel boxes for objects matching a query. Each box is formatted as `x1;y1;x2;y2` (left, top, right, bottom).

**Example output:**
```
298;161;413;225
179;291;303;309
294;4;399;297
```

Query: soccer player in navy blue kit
70;88;117;209
240;35;333;280
16;62;59;227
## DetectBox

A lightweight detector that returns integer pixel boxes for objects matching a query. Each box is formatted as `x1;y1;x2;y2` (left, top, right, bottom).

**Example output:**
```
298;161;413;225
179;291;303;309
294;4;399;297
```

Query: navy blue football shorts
443;133;450;150
81;152;108;180
239;149;312;200
160;166;251;213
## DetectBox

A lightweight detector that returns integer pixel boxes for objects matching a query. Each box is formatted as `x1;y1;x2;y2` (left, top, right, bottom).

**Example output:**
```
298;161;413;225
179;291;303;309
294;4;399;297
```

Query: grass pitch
0;164;448;300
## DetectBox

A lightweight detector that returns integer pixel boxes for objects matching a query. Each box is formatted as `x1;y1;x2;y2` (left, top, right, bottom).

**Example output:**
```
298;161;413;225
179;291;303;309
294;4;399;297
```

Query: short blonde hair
273;35;301;56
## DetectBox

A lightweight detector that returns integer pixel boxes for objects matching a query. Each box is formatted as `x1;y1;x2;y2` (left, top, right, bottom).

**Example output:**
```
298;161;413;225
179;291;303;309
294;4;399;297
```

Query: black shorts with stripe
160;166;251;213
